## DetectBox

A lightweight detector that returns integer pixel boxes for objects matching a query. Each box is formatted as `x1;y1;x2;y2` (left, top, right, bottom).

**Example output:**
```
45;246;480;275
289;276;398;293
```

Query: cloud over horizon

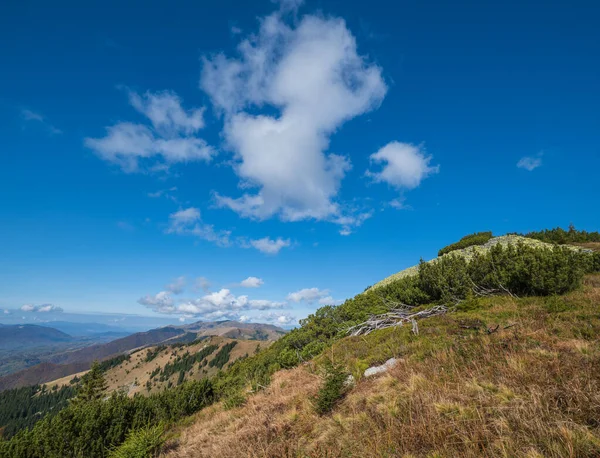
20;304;64;313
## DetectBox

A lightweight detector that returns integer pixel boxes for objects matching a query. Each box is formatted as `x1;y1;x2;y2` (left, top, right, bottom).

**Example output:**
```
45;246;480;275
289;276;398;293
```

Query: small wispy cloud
166;276;186;294
248;237;291;255
195;276;211;292
390;197;412;210
166;207;231;247
517;153;543;171
20;303;63;313
238;276;264;288
21;109;63;135
148;186;178;202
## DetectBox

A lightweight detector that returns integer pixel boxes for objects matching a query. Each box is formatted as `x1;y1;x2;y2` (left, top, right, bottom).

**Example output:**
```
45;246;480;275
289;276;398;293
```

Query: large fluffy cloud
85;90;214;172
202;6;387;223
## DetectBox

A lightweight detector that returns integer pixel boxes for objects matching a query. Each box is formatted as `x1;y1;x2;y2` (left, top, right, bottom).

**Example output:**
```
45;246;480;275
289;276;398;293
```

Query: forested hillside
1;228;599;458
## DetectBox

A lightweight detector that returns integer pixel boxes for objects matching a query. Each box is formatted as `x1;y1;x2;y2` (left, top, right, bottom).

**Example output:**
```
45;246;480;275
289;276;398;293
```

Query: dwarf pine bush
438;231;493;256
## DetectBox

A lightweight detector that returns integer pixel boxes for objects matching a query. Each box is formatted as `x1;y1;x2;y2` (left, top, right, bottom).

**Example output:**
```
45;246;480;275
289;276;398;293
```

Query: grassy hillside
1;228;599;458
167;275;600;457
45;336;264;397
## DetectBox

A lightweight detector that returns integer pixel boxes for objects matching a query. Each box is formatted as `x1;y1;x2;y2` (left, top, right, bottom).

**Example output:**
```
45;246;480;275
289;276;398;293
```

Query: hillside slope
370;234;585;290
46;336;265;397
165;274;600;458
2;228;598;458
0;321;285;392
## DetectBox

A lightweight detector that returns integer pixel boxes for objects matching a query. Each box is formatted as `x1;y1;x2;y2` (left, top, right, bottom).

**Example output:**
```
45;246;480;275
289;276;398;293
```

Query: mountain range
0;320;286;391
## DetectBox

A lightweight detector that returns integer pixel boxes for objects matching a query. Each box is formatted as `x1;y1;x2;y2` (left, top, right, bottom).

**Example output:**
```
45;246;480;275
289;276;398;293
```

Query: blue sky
1;0;598;329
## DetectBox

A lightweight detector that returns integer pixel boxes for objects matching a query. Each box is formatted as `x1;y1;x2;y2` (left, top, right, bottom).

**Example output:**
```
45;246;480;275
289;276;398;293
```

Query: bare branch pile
346;304;451;337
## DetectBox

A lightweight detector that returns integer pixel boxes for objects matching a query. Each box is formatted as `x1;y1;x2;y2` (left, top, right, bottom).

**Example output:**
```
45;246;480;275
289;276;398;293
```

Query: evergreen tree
73;361;107;404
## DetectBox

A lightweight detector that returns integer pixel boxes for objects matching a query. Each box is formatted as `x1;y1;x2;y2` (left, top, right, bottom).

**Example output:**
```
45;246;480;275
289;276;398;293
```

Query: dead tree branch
346;304;451;337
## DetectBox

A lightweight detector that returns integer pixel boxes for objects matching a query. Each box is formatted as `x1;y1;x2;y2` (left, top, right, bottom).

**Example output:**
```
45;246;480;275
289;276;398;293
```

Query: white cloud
248;299;286;310
333;211;373;236
258;311;297;325
85;91;214;172
169;207;201;226
239;276;264;288
368;142;439;190
141;287;286;319
287;287;329;303
20;304;63;313
318;295;344;306
137;291;175;313
517;154;542;171
202;7;387;224
166;207;231;246
128;90;205;136
390;197;411;210
166;209;290;253
249;237;291;254
3;309;10;314
166;276;186;294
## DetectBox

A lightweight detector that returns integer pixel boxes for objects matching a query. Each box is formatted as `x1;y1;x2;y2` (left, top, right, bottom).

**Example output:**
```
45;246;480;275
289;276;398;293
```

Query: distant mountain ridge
37;321;134;337
0;324;73;349
0;320;286;391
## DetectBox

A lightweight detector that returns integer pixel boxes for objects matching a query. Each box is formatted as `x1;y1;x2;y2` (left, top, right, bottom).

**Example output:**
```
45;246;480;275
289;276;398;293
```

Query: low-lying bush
524;224;600;244
438;231;493;256
313;361;349;416
108;424;165;458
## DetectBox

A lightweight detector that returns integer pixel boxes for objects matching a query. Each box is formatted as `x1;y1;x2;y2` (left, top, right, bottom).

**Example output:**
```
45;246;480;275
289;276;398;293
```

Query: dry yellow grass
43;337;263;397
43;369;89;389
164;276;600;458
106;337;263;396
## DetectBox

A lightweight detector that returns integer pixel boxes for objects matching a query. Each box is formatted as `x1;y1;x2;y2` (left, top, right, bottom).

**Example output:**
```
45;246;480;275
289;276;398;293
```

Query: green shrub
438;231;493;256
524;224;600;245
0;384;76;439
0;379;213;458
108;423;165;458
425;242;592;299
223;392;246;410
314;361;349;415
209;342;237;370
